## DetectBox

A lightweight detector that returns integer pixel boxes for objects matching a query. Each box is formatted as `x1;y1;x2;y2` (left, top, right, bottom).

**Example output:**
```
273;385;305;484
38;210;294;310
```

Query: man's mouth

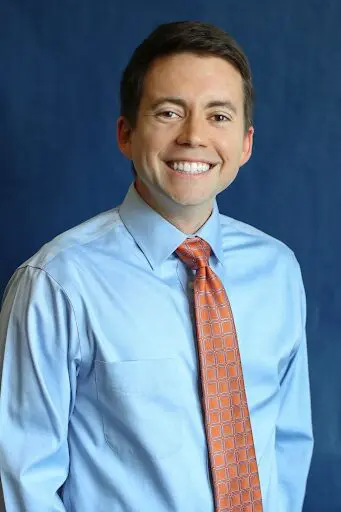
166;160;215;174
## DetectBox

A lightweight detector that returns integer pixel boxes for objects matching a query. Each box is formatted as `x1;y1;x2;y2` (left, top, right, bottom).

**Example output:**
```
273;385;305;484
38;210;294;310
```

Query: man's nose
176;115;208;147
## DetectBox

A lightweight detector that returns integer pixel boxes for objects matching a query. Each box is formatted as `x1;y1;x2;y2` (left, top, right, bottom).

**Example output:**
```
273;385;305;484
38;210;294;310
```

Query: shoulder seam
20;265;83;367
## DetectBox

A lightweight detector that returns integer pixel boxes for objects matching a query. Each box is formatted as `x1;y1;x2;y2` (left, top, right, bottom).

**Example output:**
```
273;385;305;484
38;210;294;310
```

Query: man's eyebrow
150;97;187;110
149;97;237;114
205;100;237;114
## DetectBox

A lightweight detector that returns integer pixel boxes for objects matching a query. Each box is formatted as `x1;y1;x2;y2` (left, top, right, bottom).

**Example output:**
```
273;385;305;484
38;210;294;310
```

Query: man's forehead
142;53;244;99
146;52;241;76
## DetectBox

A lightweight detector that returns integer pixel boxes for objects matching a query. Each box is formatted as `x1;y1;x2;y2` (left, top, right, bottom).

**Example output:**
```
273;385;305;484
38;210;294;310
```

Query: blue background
1;1;341;510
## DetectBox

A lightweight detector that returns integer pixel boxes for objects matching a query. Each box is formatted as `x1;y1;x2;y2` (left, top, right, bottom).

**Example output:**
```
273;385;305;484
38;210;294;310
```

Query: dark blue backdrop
1;1;341;510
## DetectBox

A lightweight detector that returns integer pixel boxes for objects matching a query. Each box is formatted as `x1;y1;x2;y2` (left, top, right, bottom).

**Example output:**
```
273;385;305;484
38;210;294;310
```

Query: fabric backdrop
1;1;341;510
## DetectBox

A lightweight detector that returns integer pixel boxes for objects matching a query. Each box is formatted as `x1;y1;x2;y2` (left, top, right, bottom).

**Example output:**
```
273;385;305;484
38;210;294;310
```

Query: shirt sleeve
275;258;314;512
0;266;81;511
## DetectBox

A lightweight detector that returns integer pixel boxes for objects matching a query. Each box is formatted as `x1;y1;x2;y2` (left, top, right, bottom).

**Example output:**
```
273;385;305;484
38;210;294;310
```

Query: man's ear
117;116;133;159
239;126;254;167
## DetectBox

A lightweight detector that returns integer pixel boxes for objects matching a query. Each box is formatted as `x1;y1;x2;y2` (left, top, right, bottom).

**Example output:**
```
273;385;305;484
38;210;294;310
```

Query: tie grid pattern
176;238;263;512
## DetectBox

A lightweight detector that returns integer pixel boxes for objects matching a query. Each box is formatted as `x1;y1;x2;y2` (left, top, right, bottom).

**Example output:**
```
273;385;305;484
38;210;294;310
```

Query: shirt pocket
95;358;184;460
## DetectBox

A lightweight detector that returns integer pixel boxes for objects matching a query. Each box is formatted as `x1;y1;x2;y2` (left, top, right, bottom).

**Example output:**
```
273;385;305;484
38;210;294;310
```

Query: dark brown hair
120;21;254;132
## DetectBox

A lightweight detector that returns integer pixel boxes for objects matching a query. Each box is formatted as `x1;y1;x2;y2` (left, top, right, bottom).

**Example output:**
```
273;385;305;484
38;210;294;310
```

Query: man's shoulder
219;212;298;266
19;206;124;275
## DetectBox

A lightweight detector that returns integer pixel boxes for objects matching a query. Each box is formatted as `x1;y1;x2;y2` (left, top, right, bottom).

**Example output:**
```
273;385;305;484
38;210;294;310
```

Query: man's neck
158;207;212;235
134;181;213;235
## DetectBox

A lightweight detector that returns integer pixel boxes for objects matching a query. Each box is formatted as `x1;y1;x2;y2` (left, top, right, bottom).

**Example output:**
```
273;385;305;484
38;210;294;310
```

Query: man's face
118;52;253;220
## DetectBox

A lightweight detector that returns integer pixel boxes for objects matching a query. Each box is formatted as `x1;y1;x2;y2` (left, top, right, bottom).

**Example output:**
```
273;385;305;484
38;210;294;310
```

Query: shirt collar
119;182;224;270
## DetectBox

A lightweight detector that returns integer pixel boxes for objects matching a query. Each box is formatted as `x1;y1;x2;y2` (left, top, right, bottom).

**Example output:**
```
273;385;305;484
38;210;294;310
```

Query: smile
166;161;214;174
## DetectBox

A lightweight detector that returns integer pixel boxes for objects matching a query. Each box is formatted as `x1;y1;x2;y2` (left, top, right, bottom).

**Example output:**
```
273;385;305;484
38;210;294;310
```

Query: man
0;21;313;511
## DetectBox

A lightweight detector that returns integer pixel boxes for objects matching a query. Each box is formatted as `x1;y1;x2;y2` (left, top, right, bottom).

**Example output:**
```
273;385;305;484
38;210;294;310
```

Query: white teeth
169;161;211;173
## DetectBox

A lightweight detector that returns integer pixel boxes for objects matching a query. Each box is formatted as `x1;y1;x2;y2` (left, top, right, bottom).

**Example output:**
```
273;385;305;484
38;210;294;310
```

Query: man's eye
157;111;180;119
212;114;231;122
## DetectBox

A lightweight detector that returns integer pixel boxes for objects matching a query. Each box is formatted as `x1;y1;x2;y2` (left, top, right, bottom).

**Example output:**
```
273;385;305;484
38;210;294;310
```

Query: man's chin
162;191;214;210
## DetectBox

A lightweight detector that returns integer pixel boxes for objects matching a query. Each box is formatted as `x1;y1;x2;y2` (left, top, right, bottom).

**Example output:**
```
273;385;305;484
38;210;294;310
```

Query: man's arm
0;266;80;511
276;260;314;511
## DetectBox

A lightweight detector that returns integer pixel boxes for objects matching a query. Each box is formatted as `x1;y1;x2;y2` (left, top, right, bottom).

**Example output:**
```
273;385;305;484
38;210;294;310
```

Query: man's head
120;21;253;132
117;21;255;232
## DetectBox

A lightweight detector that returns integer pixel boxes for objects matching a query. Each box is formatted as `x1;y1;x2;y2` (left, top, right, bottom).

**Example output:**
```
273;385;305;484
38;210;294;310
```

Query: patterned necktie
176;237;263;512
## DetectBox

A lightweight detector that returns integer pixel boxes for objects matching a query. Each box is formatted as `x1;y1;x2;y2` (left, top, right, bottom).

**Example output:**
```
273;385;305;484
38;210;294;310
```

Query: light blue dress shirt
0;183;313;512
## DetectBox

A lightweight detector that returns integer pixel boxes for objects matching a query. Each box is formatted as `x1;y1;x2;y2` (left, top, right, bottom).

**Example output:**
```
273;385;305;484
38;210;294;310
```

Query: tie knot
176;237;211;270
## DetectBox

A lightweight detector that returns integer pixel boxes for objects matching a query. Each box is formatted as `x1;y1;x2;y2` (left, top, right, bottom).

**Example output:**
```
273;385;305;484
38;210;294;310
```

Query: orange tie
176;237;263;512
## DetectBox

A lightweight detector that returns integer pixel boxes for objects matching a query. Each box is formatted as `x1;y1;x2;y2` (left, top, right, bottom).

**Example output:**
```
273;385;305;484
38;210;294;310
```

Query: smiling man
0;21;313;512
118;51;252;235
